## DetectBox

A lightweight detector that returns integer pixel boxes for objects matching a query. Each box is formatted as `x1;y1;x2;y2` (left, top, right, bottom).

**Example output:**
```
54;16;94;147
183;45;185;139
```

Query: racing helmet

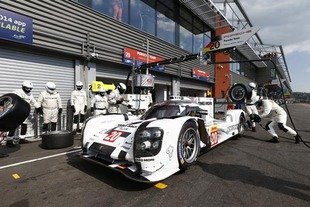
46;82;56;94
98;88;106;96
248;82;256;90
22;81;33;93
117;83;127;94
76;81;83;90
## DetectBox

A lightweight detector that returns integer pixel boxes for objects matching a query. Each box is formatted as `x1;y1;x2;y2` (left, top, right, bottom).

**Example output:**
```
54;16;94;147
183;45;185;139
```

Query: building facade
0;0;267;135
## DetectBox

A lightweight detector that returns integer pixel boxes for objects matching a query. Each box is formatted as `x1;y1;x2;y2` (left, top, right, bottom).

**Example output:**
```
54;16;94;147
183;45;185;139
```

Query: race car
81;99;246;182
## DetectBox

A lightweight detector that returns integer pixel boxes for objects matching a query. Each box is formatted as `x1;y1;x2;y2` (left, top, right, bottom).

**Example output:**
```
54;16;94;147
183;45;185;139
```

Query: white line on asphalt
0;149;82;170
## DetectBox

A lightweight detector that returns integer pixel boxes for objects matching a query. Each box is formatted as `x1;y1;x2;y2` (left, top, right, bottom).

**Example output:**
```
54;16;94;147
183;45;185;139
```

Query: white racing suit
37;91;62;131
107;89;129;114
7;89;39;141
91;94;108;115
245;90;259;130
71;90;87;131
259;99;297;139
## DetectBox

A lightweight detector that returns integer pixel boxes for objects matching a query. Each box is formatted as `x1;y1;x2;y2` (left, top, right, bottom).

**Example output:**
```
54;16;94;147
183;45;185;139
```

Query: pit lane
0;103;309;207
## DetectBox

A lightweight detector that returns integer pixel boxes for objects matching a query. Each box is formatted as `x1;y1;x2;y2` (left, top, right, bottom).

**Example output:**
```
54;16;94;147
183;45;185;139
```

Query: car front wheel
177;121;200;171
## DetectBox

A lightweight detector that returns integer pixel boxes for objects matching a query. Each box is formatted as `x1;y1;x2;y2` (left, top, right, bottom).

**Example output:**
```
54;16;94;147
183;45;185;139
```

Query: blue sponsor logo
0;8;33;44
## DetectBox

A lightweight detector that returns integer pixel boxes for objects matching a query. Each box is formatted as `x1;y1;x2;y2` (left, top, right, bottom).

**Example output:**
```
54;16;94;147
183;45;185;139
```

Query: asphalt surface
0;103;309;207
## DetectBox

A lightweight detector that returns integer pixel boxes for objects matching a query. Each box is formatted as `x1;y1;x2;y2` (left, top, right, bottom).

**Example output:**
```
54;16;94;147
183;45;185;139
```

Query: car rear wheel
177;121;200;171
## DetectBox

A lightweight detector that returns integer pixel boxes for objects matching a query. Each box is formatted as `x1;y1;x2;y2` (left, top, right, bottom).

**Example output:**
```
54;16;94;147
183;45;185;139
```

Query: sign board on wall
123;47;165;72
203;27;259;53
192;68;210;81
0;8;33;44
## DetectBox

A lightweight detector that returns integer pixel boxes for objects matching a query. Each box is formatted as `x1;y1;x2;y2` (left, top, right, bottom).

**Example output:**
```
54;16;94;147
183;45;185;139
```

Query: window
203;32;211;47
90;0;129;23
179;25;193;52
130;0;155;35
193;33;203;53
157;12;175;44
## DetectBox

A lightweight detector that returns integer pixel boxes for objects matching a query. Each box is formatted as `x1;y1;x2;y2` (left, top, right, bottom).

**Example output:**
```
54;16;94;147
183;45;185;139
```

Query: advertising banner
123;47;165;72
192;68;210;81
0;8;33;44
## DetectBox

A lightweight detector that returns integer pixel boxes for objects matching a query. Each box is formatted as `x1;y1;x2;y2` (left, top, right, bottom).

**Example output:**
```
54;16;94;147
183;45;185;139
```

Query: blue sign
0;8;33;44
123;57;165;72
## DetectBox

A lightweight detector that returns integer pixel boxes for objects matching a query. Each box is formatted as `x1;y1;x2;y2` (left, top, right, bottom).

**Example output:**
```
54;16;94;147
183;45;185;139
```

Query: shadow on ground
65;151;152;191
197;161;310;202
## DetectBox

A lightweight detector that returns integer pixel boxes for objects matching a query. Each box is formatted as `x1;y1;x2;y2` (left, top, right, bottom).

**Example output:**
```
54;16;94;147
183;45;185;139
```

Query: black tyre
41;130;74;149
6;138;20;148
177;121;200;171
229;84;252;103
0;93;30;132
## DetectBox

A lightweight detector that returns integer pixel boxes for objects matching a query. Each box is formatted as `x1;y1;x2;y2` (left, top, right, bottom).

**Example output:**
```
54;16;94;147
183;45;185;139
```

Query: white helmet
76;81;83;90
248;82;256;90
22;81;33;93
46;82;56;94
98;88;106;96
117;83;127;94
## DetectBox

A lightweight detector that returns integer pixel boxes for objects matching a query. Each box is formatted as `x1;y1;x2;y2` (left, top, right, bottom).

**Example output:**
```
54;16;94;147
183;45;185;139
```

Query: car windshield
142;105;181;120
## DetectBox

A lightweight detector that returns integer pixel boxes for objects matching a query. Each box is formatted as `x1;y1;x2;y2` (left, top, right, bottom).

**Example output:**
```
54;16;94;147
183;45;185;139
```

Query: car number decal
103;130;123;142
103;130;131;142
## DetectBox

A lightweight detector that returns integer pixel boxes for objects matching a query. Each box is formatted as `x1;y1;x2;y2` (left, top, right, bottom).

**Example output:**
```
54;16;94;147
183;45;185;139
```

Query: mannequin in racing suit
37;82;62;132
71;81;87;132
91;88;108;115
255;99;301;143
245;82;260;132
107;83;130;114
7;81;40;146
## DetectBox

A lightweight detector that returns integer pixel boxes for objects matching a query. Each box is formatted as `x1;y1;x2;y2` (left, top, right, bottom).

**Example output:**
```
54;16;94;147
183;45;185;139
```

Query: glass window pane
91;0;129;23
203;32;211;47
130;0;155;35
157;12;175;44
193;33;203;53
179;26;193;52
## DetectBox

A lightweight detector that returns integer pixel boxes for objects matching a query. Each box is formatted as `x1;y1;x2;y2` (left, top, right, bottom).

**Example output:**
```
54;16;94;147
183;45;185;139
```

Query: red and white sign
124;47;163;63
192;68;210;81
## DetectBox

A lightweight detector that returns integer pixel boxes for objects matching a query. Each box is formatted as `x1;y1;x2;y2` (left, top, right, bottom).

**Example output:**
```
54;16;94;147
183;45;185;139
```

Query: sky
238;0;310;93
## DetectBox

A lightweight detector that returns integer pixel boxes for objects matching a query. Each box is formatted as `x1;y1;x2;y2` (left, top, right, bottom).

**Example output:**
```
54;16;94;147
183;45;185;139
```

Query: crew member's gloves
71;105;76;113
127;104;132;109
58;108;63;115
36;107;43;114
84;105;87;113
116;100;123;104
90;107;94;112
249;114;261;123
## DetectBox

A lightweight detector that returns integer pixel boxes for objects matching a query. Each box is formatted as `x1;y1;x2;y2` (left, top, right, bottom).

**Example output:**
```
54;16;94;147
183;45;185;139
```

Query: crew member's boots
267;136;279;143
252;126;256;132
294;134;301;144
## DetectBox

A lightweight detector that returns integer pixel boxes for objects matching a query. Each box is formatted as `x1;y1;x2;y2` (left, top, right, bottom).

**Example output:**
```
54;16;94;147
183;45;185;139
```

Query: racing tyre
237;113;246;137
177;121;200;171
41;131;74;149
229;84;252;103
0;93;31;132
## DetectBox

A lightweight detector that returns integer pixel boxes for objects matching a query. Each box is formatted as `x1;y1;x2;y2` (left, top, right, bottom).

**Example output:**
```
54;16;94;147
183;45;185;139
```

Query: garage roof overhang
179;0;232;30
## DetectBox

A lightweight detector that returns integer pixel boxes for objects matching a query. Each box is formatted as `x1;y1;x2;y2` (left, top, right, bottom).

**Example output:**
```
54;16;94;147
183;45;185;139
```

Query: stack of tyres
41;130;74;149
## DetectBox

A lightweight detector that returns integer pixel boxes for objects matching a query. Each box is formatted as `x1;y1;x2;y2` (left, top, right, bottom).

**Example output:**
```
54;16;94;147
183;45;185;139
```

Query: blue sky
239;0;310;92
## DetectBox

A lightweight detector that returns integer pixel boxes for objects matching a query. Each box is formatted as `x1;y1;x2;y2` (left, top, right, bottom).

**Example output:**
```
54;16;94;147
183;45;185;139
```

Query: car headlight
134;127;164;157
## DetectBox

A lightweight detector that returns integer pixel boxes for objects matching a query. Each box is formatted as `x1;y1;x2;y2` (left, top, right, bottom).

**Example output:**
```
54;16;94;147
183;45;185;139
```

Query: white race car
81;99;246;182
